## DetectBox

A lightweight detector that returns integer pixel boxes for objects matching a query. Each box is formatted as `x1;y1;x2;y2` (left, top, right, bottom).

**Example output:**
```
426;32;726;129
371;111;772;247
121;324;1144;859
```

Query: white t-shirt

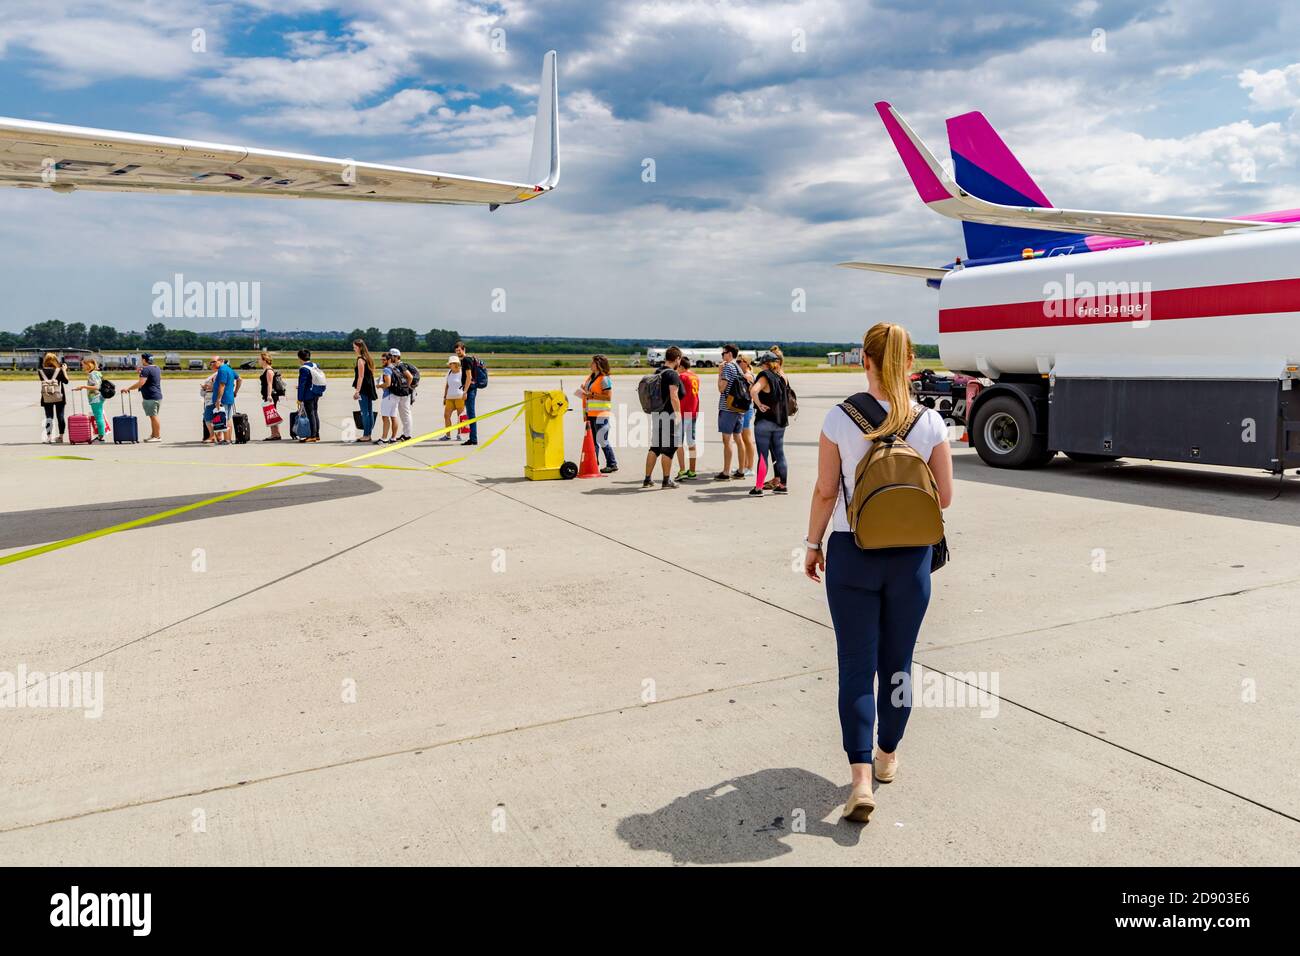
445;369;465;400
822;400;948;534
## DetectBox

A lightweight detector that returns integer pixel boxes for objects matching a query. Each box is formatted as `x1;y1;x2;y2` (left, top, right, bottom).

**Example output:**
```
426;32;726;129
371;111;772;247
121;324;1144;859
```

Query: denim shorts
741;407;755;429
717;410;743;434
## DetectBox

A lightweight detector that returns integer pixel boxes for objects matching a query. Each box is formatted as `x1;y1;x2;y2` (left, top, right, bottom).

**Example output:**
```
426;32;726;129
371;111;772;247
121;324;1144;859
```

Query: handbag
294;407;313;439
263;402;282;426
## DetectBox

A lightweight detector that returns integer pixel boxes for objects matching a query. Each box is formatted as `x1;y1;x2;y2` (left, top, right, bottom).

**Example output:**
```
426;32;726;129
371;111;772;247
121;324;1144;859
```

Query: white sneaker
743;468;755;477
144;437;161;443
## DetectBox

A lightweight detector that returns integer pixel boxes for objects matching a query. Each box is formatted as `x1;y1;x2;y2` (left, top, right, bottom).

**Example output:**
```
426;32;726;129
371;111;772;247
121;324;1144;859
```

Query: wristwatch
803;539;822;551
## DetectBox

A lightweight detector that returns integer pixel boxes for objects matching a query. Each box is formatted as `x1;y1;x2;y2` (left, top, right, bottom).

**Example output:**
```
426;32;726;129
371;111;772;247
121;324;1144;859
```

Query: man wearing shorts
715;343;744;478
675;356;700;480
122;352;163;442
441;355;466;442
644;346;684;489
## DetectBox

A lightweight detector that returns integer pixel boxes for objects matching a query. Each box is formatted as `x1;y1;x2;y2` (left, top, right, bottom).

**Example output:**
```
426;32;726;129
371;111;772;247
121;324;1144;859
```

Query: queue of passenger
34;342;486;447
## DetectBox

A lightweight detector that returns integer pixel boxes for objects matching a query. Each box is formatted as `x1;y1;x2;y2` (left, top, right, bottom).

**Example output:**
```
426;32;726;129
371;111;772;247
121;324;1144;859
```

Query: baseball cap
140;352;153;361
388;348;402;358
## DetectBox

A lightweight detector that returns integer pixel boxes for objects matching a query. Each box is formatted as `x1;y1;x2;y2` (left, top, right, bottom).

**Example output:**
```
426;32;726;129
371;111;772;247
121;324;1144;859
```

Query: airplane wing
0;51;560;208
837;261;949;279
875;101;1283;244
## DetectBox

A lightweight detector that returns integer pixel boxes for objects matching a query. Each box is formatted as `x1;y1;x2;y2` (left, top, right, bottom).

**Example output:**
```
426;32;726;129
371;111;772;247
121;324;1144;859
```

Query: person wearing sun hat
441;355;466;442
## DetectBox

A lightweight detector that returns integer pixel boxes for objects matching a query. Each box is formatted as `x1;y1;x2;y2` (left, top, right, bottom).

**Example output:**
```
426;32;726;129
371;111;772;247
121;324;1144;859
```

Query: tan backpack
838;393;944;549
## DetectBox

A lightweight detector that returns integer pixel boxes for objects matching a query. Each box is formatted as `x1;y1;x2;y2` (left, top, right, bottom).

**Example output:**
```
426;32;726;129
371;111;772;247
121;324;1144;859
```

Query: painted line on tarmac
0;402;523;568
441;473;1300;828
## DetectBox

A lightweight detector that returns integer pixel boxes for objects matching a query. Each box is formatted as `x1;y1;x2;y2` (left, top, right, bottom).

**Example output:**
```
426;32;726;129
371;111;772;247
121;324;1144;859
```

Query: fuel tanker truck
842;101;1300;473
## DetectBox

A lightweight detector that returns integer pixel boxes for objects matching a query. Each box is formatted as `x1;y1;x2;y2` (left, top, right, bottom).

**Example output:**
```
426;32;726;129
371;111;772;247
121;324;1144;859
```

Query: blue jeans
588;417;616;466
824;532;932;764
358;396;375;437
754;419;787;483
465;387;478;442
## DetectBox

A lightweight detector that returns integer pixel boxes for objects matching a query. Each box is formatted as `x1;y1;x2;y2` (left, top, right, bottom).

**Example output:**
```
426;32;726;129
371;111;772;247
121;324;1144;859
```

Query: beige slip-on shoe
843;786;876;823
873;750;898;783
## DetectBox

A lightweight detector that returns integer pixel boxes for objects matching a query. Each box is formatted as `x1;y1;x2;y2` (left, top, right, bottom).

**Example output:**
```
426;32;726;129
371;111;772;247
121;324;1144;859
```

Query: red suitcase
68;392;96;445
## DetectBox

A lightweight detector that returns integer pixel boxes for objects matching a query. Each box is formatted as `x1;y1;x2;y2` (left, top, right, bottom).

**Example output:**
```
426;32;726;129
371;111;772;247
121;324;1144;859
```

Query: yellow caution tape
1;402;524;568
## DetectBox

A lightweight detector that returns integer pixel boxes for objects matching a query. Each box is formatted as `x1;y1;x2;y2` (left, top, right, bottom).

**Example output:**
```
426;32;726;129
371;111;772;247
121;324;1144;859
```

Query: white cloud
1239;64;1300;110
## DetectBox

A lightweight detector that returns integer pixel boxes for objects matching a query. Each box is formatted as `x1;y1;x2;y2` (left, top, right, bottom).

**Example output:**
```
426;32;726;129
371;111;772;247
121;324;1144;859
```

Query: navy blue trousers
824;532;932;764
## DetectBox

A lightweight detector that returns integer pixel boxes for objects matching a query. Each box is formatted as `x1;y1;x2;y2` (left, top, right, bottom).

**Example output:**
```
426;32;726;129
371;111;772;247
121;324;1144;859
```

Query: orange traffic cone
578;425;605;478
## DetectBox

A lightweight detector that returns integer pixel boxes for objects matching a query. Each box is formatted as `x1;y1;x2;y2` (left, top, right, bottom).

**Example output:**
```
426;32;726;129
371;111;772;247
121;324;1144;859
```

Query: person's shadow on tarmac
615;767;864;864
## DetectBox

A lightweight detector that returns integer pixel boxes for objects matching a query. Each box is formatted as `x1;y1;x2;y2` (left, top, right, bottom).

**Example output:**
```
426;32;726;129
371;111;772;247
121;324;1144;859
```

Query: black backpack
99;377;117;400
638;368;669;414
271;370;286;398
387;365;410;396
400;362;421;389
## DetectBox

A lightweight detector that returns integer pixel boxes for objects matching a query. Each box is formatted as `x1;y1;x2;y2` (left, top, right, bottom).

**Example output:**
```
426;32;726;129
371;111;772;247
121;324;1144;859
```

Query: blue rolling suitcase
113;392;139;444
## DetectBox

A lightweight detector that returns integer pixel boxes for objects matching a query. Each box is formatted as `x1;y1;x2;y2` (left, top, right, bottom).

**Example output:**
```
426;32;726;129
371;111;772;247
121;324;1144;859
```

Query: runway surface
1;373;1297;865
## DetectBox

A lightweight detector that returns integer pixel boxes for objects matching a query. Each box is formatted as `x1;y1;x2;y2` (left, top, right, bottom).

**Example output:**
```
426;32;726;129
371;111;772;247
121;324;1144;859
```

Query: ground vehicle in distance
646;346;756;367
188;359;204;370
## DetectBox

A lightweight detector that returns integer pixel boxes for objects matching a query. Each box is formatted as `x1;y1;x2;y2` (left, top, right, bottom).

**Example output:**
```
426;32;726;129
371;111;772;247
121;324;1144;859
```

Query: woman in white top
804;322;954;823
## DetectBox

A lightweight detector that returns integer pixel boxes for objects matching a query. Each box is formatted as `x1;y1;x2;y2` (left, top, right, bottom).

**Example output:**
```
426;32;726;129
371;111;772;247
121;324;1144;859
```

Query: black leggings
43;401;66;436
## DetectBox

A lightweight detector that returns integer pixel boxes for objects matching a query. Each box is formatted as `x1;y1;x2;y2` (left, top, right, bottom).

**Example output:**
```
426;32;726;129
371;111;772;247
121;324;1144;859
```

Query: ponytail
861;322;914;441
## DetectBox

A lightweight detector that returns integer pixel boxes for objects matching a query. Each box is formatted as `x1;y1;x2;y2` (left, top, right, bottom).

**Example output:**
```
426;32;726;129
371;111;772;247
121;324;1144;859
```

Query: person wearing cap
208;355;240;445
453;340;480;446
388;348;415;441
748;350;790;495
442;355;466;442
121;351;163;442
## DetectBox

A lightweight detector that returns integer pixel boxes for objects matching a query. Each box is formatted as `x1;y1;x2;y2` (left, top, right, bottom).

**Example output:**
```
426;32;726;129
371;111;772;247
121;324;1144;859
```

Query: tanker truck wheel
971;396;1051;469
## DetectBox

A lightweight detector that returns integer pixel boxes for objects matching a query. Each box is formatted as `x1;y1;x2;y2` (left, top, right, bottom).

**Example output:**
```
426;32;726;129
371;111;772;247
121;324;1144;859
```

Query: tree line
0;320;461;354
0;320;935;358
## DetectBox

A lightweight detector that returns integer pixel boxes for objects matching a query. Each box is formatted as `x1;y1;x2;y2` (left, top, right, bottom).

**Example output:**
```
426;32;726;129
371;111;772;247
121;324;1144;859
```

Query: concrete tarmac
0;373;1297;865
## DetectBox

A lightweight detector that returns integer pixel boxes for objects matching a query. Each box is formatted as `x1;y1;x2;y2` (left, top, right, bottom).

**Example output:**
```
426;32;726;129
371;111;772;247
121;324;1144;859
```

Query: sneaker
462;440;478;446
685;469;697;479
144;437;161;443
749;487;763;496
674;471;689;482
399;435;412;441
773;485;789;495
713;472;732;480
742;468;755;478
731;469;744;479
600;465;619;474
438;435;452;442
642;477;654;488
662;478;678;489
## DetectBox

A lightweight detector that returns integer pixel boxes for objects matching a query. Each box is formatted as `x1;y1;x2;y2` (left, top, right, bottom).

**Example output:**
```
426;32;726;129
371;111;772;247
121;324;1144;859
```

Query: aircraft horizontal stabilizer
837;261;949;280
875;101;1285;244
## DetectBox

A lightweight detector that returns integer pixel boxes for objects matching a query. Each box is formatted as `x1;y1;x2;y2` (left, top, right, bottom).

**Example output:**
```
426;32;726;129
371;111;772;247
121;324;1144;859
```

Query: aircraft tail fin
945;110;1085;260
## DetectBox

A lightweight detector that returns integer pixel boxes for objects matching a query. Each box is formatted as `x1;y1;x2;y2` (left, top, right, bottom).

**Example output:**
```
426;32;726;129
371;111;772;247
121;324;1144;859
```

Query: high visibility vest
585;374;612;418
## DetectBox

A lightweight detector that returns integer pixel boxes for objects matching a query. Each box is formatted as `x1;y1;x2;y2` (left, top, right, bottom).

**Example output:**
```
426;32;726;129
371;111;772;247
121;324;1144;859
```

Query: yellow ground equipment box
524;390;578;480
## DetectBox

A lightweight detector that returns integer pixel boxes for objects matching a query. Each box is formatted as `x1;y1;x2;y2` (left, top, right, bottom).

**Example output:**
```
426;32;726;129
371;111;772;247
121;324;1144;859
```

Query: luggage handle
121;390;133;416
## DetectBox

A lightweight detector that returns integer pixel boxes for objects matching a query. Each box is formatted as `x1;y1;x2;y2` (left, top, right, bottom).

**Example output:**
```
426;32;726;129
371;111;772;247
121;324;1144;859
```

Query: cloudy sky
4;0;1300;344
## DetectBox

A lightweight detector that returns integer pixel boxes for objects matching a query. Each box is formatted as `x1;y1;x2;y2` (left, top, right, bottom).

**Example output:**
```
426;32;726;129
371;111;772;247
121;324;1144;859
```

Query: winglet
527;51;560;190
874;101;958;205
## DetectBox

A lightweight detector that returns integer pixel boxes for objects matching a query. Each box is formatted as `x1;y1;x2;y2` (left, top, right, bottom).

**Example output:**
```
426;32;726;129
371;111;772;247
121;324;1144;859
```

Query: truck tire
1064;451;1121;464
971;395;1051;469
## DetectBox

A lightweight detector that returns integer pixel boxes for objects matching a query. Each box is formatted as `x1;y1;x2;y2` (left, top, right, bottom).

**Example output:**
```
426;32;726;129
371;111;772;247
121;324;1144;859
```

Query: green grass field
1;351;944;380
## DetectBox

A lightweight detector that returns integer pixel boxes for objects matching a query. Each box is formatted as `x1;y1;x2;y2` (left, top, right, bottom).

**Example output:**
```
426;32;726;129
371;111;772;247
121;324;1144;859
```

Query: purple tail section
945;111;1088;261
